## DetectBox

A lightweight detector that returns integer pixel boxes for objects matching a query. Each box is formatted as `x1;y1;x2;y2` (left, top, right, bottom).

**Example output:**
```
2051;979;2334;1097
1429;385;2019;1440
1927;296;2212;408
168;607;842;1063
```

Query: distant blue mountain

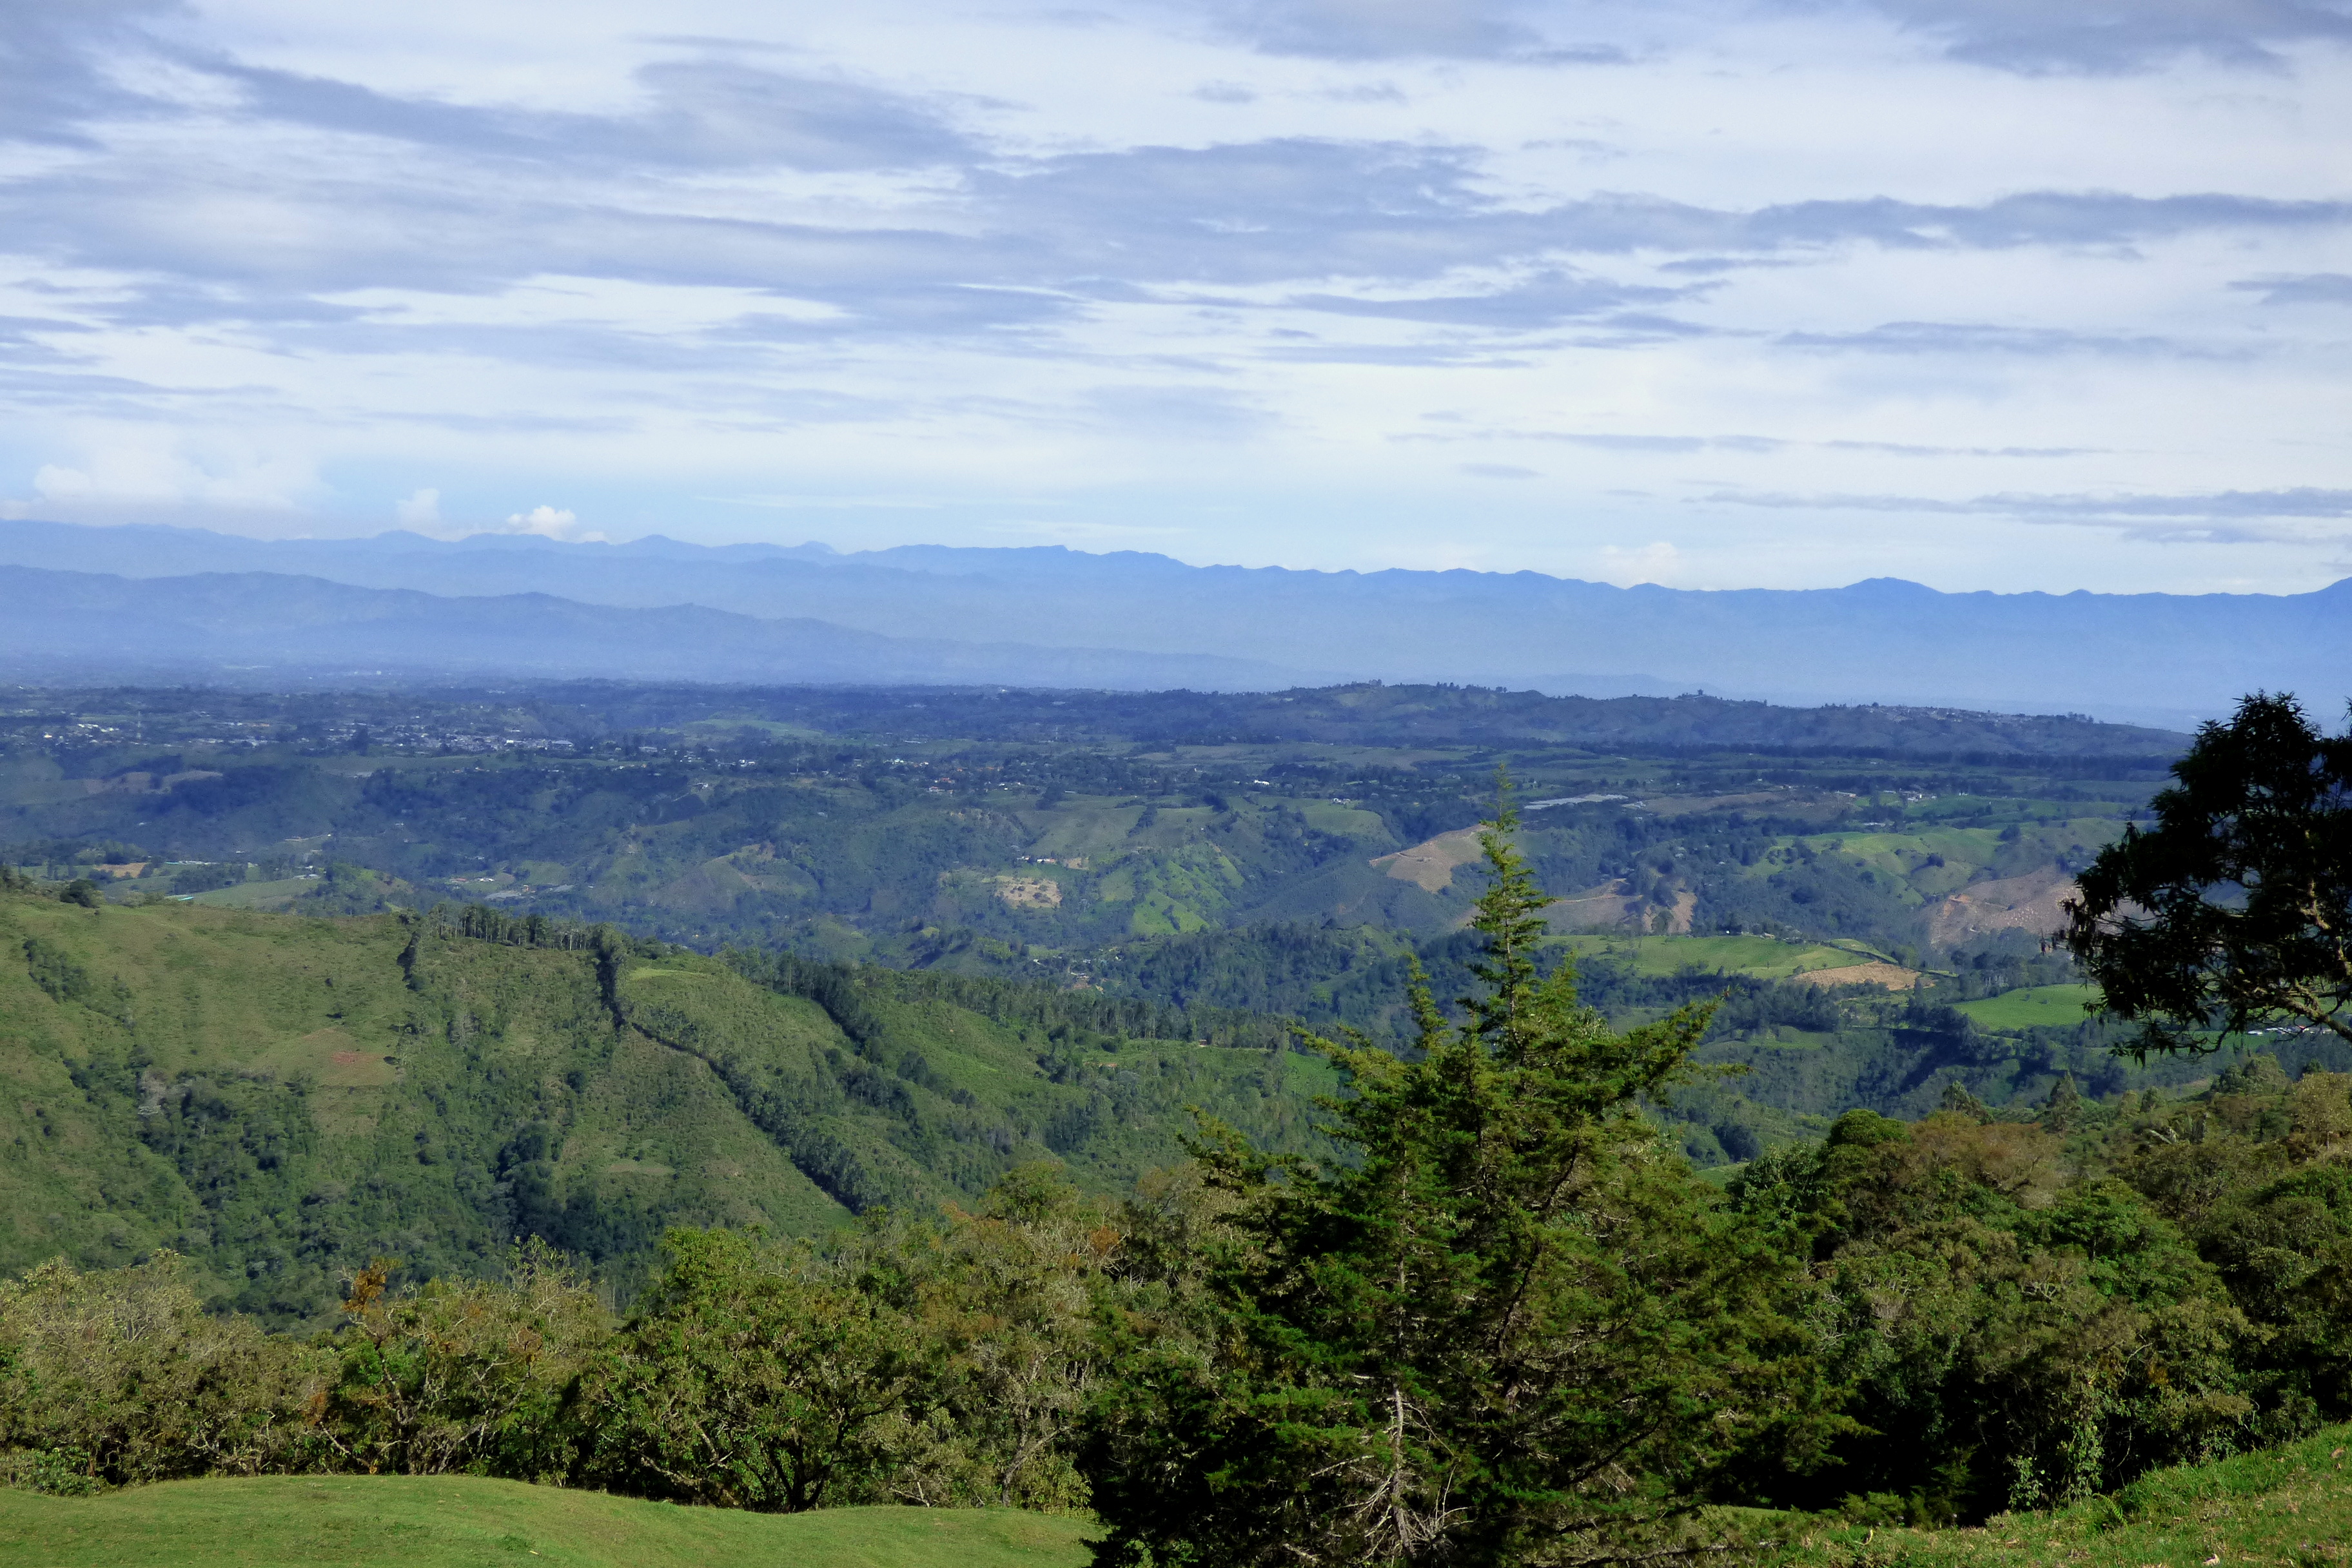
0;565;1335;692
3;518;2342;724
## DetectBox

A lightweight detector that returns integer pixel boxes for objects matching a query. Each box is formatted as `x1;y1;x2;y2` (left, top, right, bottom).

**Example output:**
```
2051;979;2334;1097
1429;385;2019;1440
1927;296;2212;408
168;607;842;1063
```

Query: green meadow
1774;1420;2352;1567
1953;983;2102;1030
0;1478;1092;1568
15;1424;2352;1568
1551;932;1879;980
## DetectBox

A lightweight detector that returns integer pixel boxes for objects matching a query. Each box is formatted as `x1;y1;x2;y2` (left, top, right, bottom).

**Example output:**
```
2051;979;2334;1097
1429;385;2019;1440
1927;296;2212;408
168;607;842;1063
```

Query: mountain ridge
0;564;1340;693
3;518;2345;723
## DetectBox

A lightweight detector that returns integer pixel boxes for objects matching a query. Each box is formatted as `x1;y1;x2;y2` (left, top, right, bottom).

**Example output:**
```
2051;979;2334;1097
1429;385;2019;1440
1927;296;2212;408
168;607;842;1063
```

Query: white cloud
34;465;95;499
395;486;440;526
0;0;2341;591
503;504;602;541
1596;541;1685;586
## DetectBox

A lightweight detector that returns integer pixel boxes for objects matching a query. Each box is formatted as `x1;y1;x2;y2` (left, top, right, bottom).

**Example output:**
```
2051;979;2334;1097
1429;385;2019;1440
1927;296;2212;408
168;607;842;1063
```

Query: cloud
1255;342;1538;365
1280;270;1688;328
210;56;978;173
34;464;95;499
1460;462;1539;478
0;0;175;147
8;83;2345;352
395;487;440;526
0;0;2344;591
2231;273;2352;306
1821;440;2101;457
1583;430;1785;451
1195;0;1549;59
1081;384;1269;438
1697;486;2352;544
1776;320;2200;356
503;504;603;541
1398;428;1771;453
1728;190;2352;253
1596;540;1684;585
1403;429;2100;456
1838;0;2352;75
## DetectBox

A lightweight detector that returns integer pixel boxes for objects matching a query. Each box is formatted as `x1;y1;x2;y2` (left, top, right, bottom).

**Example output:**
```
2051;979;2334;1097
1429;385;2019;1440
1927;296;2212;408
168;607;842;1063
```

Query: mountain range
2;518;2344;725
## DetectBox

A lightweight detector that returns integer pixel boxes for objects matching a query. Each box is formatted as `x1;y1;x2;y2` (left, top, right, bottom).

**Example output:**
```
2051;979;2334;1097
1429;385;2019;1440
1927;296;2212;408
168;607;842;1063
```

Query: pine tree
1082;799;1825;1566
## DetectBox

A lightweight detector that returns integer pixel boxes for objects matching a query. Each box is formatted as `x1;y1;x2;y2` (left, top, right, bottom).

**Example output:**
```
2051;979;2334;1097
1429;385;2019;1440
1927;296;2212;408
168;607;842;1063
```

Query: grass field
1953;983;2102;1031
1773;1420;2352;1566
0;1476;1094;1568
186;876;315;910
1552;933;1874;980
15;1423;2352;1568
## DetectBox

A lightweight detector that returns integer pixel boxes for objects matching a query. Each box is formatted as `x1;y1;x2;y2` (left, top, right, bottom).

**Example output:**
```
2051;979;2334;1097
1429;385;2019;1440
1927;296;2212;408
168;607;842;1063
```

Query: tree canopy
2063;693;2352;1054
1080;802;1825;1566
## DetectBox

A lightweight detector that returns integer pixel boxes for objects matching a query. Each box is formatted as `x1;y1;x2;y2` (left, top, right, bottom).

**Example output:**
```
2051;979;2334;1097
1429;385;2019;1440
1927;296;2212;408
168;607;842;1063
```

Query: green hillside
0;1476;1090;1568
1953;982;2102;1030
0;887;1329;1322
1776;1419;2352;1567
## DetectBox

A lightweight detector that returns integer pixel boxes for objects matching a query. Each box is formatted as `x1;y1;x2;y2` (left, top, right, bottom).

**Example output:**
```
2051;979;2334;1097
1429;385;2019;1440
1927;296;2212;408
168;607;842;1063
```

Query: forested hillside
0;884;1329;1323
1;681;2171;970
6;792;2352;1564
1;678;2261;1191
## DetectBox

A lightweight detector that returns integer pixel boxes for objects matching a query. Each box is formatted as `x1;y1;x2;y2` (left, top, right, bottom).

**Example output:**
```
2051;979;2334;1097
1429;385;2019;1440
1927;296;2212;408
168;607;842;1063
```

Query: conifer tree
1082;798;1823;1566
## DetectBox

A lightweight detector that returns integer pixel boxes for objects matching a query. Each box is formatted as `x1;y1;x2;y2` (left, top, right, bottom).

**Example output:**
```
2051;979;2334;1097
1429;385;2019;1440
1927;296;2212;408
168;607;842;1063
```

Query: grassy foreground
12;1424;2352;1568
1774;1421;2352;1566
0;1476;1094;1568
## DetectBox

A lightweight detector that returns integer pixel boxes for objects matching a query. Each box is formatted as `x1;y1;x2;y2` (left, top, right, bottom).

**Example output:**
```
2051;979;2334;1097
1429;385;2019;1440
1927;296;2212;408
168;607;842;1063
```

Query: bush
320;1242;609;1480
576;1228;932;1511
0;1253;328;1486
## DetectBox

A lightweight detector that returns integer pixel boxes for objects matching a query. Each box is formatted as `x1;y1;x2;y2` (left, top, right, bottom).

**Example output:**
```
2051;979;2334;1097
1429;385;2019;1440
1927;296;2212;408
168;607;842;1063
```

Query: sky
0;0;2347;594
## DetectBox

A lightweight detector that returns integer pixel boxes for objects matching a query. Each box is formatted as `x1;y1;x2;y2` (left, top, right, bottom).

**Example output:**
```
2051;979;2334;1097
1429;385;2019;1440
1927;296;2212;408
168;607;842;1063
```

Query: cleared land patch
994;876;1064;910
1929;867;2079;948
1552;934;1877;981
188;877;313;912
1373;827;1486;892
1787;961;1923;992
1955;983;2102;1031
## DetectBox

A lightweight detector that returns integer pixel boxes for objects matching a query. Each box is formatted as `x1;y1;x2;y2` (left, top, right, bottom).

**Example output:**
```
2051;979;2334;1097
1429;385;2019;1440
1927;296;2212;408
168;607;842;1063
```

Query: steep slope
0;890;1328;1322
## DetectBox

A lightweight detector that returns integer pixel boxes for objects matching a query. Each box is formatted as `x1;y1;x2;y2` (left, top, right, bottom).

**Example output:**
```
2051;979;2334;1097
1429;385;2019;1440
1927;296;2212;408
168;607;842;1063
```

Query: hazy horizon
17;513;2352;599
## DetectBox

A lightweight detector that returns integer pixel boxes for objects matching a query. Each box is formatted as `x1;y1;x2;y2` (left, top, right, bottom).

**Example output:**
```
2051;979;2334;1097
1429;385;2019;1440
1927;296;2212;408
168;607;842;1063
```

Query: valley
8;679;2342;1323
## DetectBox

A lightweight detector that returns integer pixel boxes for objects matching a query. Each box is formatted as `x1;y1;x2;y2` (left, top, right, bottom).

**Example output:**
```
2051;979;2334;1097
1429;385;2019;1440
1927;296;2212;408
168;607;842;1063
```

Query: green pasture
0;1476;1092;1568
186;876;314;910
1289;799;1390;838
1772;1420;2352;1567
1954;984;2102;1031
16;1421;2352;1568
1552;934;1863;979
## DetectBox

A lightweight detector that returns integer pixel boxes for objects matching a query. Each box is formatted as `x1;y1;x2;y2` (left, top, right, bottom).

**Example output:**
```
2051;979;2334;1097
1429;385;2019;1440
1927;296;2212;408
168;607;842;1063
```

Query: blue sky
0;0;2346;592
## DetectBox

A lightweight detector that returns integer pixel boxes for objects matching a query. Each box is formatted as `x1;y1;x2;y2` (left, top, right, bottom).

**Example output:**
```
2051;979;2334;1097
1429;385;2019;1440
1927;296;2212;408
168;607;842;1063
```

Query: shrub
0;1253;328;1486
320;1242;609;1480
576;1228;932;1511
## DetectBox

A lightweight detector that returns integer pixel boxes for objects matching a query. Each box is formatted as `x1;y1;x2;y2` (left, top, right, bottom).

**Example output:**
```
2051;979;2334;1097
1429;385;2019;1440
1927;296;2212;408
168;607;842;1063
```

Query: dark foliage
2064;693;2352;1053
